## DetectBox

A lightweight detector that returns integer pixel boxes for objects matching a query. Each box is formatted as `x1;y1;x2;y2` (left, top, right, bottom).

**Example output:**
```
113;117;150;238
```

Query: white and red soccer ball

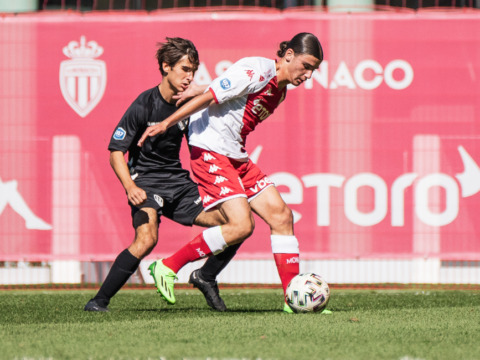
286;273;330;313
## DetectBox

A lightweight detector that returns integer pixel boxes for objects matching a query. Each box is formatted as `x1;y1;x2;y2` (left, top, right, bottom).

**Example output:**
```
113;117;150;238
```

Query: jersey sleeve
107;103;144;153
208;57;274;104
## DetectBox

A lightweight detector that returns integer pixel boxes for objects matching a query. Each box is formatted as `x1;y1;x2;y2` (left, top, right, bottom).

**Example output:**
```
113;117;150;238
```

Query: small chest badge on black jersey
177;118;189;131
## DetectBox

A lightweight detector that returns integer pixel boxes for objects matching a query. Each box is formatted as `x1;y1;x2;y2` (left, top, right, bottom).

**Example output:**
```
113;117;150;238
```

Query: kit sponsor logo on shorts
203;195;213;205
203;153;216;162
219;187;233;196
214;176;228;184
154;194;164;207
249;177;273;193
209;164;221;173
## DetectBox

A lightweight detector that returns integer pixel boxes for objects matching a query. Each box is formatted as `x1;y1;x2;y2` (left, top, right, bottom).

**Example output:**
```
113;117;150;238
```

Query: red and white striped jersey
189;56;287;161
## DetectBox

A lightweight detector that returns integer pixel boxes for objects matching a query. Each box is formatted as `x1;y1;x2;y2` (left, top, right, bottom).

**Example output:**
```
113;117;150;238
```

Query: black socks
199;243;242;282
93;249;140;306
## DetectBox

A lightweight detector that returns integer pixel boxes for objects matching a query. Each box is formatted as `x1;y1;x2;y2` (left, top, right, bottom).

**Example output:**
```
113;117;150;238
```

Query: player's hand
173;83;205;107
126;185;147;206
137;123;168;147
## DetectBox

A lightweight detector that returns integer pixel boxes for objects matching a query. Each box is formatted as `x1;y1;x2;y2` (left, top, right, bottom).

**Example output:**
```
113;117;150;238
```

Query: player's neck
276;60;289;90
158;83;176;104
277;77;289;90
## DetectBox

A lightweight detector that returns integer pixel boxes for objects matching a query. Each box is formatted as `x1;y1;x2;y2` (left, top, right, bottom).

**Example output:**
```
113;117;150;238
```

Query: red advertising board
1;11;480;260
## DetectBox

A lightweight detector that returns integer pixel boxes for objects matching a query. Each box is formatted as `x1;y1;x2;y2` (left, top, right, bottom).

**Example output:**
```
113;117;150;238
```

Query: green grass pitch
0;288;479;360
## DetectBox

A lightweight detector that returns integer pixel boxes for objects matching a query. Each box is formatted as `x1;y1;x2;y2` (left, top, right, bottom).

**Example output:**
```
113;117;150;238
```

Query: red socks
162;232;300;295
162;233;212;273
274;253;300;294
271;235;300;295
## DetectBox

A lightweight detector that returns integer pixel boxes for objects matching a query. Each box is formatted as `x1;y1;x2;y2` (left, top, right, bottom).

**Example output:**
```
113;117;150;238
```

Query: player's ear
285;48;295;63
162;62;170;74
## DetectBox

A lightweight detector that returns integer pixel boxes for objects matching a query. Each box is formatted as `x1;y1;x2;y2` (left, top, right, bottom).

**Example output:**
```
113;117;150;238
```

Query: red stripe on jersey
240;77;286;146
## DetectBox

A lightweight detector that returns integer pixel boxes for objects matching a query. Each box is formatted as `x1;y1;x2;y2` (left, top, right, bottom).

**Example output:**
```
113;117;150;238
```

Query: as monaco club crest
59;36;106;117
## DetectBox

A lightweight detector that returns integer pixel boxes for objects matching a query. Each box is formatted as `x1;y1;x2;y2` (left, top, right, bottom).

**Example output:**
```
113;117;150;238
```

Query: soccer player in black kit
84;37;240;312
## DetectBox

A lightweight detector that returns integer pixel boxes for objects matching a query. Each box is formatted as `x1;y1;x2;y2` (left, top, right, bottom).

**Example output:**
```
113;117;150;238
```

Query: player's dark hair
156;37;199;76
277;33;323;62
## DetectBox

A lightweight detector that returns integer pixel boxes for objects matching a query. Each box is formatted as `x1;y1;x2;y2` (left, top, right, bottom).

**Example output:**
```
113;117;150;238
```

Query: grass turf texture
0;289;479;360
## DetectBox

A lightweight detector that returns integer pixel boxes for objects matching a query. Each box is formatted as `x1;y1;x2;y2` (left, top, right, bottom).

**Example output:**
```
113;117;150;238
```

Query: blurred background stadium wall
1;1;480;286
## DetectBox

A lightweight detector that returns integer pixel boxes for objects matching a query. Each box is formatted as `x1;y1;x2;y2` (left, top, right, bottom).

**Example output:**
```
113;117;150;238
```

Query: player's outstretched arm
137;91;215;147
173;83;209;107
109;151;147;206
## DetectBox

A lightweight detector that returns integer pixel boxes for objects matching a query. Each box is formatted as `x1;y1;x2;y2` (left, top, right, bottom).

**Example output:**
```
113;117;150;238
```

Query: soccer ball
285;273;330;313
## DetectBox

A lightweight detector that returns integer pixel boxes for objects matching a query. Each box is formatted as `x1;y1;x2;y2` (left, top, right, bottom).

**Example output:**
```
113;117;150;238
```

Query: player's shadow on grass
128;307;315;313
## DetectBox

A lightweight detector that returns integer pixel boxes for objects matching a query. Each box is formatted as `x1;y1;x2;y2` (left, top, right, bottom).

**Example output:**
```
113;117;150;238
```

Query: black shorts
129;179;203;227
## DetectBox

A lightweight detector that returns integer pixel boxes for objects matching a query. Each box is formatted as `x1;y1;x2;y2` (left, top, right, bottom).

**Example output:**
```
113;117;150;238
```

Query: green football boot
283;303;294;314
283;303;333;314
148;260;177;305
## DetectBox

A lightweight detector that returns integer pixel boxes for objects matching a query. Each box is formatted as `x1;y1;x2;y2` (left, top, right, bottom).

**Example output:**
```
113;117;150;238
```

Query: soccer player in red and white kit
138;32;323;313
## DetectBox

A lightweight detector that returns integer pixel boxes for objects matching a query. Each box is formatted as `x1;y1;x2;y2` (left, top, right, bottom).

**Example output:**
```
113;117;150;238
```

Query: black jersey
108;86;191;185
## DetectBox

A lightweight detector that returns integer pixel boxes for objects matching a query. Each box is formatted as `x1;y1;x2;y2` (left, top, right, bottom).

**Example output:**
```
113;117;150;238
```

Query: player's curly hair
277;33;323;62
156;37;199;76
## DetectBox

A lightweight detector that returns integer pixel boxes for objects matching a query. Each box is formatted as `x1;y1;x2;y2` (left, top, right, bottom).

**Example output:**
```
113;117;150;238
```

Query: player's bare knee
269;206;294;232
281;206;294;226
231;217;255;241
133;232;157;257
241;221;255;239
